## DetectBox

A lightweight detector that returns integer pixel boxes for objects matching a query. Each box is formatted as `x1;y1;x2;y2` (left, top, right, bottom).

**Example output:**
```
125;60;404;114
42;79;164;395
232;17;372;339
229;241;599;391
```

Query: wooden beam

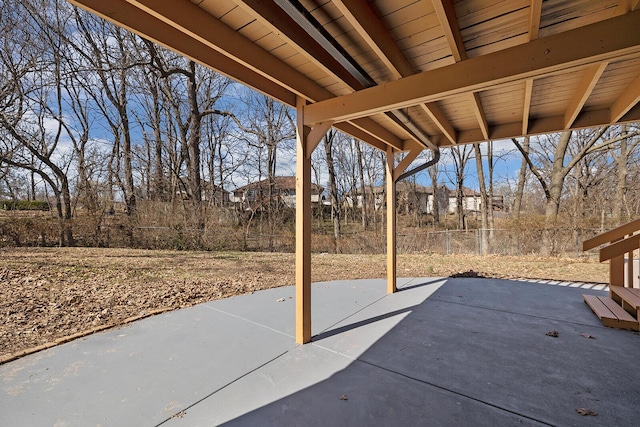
67;0;297;106
583;218;640;250
420;103;457;144
234;0;365;90
522;79;534;135
610;74;640;122
470;93;489;140
332;0;414;80
303;10;640;125
432;0;467;62
393;147;423;181
454;103;640;145
123;0;330;100
334;123;386;151
80;0;398;151
600;234;640;262
334;0;446;151
349;118;405;151
529;0;543;41
386;146;397;294
306;121;333;158
564;62;608;129
295;97;312;344
614;0;640;16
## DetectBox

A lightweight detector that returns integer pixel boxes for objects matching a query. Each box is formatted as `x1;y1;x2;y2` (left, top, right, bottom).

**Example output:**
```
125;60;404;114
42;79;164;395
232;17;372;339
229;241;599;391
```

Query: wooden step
583;294;639;331
610;287;640;318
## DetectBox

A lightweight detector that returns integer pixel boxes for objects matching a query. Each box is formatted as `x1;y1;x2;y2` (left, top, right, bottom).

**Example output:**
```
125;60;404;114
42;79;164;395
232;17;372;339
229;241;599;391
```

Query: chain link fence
397;228;604;258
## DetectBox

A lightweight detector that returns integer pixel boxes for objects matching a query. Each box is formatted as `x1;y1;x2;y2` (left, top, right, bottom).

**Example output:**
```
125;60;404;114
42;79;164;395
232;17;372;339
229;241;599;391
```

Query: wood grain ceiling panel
196;0;236;18
455;0;530;29
539;0;619;37
587;58;640;109
462;8;529;52
437;96;481;130
479;82;526;124
530;71;584;117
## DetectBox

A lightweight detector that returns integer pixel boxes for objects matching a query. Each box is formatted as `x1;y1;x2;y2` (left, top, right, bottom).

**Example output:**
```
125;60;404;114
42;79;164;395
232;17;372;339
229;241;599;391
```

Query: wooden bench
583;294;639;331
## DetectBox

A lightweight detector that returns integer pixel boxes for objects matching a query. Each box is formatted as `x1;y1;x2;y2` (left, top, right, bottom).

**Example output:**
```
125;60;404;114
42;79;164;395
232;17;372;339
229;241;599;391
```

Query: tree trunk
355;140;368;229
473;143;489;254
429;162;439;225
513;136;530;220
324;130;341;252
540;131;572;256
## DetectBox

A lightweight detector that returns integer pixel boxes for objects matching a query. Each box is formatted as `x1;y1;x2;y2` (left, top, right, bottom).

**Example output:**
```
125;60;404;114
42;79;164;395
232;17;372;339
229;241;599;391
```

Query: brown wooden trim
304;10;640;125
600;234;640;262
583;217;640;250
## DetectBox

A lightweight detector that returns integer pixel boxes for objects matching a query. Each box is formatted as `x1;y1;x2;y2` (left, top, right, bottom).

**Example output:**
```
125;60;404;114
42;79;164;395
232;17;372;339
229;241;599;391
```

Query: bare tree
447;145;473;230
0;0;76;245
473;143;489;254
323;129;342;251
512;127;636;255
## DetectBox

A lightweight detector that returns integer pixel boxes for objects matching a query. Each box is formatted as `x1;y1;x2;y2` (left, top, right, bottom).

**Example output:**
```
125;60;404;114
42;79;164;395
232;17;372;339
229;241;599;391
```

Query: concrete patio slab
1;277;639;427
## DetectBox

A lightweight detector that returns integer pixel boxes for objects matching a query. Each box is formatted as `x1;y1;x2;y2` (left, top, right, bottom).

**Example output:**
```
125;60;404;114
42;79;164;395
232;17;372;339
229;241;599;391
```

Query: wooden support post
611;255;625;287
386;146;397;294
296;97;312;344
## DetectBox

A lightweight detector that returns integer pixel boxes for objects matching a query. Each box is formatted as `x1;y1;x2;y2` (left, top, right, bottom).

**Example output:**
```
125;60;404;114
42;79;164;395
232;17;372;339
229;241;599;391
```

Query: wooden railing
583;218;640;288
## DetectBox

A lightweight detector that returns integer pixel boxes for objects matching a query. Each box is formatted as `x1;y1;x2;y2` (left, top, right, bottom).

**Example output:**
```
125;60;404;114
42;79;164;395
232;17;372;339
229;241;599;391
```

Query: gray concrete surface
1;277;638;426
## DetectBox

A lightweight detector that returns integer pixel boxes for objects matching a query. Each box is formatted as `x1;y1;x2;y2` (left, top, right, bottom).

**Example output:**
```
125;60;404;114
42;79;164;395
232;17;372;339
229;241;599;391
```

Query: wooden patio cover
68;0;640;343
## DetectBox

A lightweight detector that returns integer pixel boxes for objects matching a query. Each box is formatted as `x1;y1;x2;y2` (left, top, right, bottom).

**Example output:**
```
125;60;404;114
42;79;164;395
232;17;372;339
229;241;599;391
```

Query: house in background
232;176;324;211
348;182;448;216
448;187;505;214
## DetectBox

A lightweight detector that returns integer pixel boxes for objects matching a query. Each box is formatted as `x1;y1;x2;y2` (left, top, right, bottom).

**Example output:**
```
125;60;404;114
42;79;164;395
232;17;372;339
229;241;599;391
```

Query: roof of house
449;187;481;198
233;176;323;193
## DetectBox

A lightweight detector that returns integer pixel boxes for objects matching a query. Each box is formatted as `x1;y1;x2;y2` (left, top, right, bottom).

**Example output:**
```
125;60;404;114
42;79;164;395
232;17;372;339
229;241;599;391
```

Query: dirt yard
0;247;608;361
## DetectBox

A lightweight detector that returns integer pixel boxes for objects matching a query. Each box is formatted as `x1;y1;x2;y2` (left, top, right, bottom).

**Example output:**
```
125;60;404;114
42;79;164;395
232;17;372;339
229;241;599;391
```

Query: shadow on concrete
215;279;639;427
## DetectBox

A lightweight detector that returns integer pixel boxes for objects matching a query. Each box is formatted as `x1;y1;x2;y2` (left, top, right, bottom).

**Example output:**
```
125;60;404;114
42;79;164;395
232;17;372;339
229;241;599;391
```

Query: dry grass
0;247;608;360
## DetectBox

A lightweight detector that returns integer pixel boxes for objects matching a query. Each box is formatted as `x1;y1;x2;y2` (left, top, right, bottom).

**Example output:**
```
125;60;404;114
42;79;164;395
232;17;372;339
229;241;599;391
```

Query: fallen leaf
171;410;186;418
339;394;348;401
546;331;559;337
579;333;595;339
576;408;597;416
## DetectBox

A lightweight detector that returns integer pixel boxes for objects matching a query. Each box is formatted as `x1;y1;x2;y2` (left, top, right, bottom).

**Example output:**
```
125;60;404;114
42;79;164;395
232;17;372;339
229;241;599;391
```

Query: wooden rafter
421;103;457;144
333;0;445;147
66;0;297;106
529;0;543;41
234;0;365;90
332;0;414;80
432;0;467;62
470;93;489;140
304;10;640;125
71;0;403;152
432;0;489;140
455;104;640;145
610;74;640;122
564;62;608;129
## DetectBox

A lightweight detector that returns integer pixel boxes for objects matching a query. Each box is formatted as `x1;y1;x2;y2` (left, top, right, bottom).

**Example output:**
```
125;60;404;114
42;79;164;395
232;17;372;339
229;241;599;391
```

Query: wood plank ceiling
69;0;640;153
